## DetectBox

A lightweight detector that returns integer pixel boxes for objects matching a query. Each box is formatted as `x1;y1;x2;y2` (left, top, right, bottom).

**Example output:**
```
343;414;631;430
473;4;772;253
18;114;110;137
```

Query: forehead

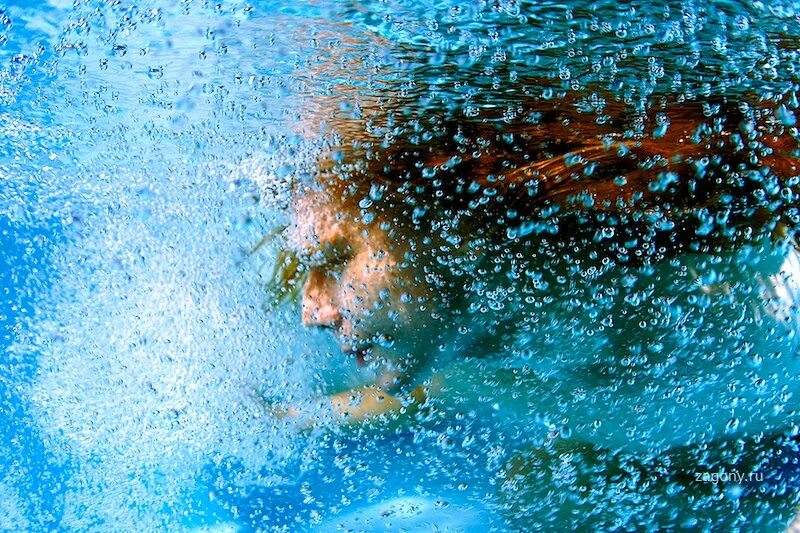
288;190;353;251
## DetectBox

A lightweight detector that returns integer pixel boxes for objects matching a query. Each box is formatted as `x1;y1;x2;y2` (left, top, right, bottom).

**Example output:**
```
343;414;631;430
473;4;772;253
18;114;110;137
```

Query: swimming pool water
2;0;800;530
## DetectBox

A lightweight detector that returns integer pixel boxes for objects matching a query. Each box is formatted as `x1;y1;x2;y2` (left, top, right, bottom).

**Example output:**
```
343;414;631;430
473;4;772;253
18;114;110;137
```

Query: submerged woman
270;89;800;527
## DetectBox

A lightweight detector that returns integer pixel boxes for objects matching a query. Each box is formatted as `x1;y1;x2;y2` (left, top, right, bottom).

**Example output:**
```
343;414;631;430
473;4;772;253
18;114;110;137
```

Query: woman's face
289;190;452;387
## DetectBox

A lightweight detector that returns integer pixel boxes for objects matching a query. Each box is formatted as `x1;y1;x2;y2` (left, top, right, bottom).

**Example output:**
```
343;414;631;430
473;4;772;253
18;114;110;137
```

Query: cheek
336;255;405;317
339;259;393;313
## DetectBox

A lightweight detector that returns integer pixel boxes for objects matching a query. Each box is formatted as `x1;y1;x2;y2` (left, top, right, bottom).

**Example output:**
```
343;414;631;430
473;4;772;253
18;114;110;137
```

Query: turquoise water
2;0;800;530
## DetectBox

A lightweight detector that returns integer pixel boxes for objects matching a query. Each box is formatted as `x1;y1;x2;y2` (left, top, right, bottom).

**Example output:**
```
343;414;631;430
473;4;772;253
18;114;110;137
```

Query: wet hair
321;91;798;253
267;89;800;303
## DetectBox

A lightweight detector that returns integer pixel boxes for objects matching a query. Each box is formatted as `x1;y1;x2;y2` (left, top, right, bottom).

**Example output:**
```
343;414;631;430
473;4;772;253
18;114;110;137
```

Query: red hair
315;89;799;260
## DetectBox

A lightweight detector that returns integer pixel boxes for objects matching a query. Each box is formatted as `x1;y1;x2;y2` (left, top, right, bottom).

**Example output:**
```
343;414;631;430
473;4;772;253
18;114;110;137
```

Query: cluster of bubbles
0;1;338;529
0;0;799;530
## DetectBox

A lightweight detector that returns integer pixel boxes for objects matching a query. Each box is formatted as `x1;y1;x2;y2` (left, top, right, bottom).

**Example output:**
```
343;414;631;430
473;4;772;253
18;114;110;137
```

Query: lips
343;343;372;367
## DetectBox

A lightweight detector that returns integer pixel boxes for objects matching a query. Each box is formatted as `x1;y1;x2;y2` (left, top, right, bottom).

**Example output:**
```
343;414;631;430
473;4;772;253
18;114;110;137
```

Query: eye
315;240;354;271
325;250;352;268
318;252;353;282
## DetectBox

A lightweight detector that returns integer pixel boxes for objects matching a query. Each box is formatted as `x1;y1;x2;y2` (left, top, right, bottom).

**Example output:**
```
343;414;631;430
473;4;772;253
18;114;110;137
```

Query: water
2;0;800;530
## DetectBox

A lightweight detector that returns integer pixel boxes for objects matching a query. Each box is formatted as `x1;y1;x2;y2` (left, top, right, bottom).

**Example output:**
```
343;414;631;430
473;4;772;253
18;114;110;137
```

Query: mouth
339;332;395;368
343;343;373;367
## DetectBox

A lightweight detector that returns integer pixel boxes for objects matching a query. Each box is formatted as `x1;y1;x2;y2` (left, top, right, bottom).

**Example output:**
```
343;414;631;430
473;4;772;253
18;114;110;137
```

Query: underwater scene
2;0;800;530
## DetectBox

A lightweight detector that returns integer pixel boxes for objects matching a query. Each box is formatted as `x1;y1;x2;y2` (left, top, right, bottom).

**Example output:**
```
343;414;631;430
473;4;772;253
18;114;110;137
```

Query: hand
267;374;442;431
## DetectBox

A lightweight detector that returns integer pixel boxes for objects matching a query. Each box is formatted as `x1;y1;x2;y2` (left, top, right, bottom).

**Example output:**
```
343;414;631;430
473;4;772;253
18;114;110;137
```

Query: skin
286;190;455;422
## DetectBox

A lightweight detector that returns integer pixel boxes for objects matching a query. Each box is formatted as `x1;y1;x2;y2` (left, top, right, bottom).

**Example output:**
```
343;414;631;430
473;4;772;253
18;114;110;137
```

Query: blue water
2;0;800;530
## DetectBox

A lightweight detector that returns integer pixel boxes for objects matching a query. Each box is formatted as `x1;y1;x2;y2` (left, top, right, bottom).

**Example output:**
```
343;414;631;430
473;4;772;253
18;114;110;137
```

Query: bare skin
282;190;453;424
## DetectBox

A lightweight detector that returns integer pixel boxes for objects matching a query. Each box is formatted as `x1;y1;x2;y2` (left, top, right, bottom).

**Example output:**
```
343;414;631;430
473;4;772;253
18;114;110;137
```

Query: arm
272;374;440;430
328;381;428;424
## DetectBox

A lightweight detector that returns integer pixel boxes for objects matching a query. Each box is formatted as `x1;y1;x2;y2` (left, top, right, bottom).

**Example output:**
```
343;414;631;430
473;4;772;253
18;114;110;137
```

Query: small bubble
776;105;796;126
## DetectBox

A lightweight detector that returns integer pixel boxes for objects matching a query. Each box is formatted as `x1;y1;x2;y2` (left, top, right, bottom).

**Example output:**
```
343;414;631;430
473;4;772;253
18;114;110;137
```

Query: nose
302;269;342;329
